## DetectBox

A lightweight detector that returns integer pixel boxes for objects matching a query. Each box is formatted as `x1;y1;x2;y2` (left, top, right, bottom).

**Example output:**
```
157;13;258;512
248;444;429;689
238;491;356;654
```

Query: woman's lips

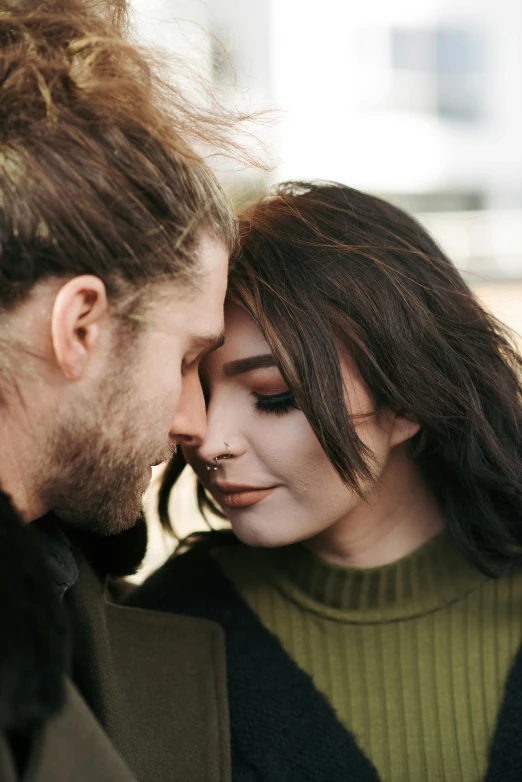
212;484;276;508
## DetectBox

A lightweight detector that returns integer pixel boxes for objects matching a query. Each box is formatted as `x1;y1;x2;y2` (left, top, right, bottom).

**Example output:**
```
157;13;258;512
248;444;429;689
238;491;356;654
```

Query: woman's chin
229;517;303;549
230;523;276;548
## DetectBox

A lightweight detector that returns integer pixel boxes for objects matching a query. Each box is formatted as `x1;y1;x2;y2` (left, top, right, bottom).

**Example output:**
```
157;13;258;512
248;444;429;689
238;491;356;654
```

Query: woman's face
184;301;416;548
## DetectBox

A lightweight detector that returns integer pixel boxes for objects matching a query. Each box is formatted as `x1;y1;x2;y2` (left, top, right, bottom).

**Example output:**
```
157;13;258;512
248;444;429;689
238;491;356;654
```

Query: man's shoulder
0;493;68;740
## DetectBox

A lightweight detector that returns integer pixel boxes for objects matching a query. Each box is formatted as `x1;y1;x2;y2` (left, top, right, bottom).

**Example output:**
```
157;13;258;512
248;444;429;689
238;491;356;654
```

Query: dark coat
0;496;231;782
129;531;522;782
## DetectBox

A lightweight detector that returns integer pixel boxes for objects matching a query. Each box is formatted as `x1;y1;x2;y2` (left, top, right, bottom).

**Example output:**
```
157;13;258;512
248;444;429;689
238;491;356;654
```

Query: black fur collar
62;514;148;578
0;492;69;732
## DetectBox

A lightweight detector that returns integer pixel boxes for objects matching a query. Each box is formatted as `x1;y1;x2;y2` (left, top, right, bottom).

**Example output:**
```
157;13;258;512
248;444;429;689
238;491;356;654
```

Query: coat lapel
65;546;230;782
23;681;137;782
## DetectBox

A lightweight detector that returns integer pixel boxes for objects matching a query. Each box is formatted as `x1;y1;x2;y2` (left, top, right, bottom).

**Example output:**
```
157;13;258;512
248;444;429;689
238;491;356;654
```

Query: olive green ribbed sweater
213;531;522;782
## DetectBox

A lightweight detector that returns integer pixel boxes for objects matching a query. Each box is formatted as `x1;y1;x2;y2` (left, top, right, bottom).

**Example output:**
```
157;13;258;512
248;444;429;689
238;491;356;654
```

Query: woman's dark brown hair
160;181;522;576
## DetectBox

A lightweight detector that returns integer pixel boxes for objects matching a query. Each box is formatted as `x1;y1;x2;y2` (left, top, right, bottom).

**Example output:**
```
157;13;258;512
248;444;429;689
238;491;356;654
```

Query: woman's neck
305;444;444;568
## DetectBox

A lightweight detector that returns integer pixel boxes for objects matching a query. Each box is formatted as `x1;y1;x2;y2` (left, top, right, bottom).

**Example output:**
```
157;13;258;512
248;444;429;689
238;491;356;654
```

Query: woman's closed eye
252;391;298;416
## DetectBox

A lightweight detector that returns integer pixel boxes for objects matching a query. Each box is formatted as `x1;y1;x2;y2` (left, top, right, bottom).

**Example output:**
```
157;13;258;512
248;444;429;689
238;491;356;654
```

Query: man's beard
39;374;173;536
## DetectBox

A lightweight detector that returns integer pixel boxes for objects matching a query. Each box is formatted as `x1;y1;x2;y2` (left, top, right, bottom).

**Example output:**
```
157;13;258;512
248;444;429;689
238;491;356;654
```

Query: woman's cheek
252;410;323;477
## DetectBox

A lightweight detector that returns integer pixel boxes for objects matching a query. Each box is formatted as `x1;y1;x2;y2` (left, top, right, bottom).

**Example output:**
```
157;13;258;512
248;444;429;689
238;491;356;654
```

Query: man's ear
51;276;109;380
389;411;420;448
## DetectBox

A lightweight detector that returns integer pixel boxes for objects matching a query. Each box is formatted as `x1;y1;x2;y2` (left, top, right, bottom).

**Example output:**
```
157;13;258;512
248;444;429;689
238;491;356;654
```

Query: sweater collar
266;528;488;622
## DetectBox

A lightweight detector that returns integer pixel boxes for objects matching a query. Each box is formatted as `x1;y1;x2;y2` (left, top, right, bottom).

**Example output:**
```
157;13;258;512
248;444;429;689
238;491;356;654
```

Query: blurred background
128;0;522;580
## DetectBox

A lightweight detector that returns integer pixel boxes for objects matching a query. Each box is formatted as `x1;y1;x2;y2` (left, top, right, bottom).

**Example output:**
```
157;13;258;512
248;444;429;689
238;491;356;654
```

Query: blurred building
131;0;522;279
130;0;522;258
211;0;522;279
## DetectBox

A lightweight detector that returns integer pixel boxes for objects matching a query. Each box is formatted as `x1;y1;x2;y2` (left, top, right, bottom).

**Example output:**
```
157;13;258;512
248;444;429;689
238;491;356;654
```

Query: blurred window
392;29;433;72
435;29;485;121
389;27;485;121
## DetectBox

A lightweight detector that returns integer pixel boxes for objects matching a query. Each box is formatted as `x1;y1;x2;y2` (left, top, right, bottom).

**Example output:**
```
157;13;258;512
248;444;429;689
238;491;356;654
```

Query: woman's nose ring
206;442;231;471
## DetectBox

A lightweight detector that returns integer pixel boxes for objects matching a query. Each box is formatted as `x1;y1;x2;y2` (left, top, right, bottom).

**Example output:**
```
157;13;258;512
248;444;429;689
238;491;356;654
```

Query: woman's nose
195;396;241;466
196;435;231;466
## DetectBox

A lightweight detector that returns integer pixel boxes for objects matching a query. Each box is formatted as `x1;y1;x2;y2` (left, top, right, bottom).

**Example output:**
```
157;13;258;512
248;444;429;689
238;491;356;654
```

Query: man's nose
170;373;207;447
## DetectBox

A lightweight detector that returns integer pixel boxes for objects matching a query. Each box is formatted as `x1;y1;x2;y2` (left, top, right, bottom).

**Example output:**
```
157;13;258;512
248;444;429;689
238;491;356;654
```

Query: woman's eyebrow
223;353;277;377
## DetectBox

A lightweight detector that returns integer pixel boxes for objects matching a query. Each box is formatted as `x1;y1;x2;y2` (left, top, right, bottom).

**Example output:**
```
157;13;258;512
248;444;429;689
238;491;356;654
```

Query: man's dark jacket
0;493;230;782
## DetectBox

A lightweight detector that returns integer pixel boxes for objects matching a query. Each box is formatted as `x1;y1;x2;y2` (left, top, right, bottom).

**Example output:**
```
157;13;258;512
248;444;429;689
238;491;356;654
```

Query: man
0;1;234;779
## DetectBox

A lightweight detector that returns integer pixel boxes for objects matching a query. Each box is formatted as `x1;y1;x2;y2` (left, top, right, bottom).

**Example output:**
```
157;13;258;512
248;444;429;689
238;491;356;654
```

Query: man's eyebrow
195;332;225;354
223;353;277;378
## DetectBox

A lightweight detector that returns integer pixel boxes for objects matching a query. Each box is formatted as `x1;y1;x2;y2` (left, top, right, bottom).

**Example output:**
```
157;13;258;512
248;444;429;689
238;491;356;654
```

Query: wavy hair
0;0;244;322
160;181;522;576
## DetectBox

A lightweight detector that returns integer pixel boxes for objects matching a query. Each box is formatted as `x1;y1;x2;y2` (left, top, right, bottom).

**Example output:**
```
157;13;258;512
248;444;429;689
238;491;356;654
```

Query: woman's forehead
223;301;270;353
200;300;272;375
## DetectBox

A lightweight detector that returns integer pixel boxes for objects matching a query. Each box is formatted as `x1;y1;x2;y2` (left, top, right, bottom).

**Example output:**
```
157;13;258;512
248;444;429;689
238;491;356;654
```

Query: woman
129;182;522;782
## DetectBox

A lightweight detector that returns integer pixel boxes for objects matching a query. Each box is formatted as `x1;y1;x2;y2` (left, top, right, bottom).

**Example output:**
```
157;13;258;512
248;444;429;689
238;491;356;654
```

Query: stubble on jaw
39;353;173;536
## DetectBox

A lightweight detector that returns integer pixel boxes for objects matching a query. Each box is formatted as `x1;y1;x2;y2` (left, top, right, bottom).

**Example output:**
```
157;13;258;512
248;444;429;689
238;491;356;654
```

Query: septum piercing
206;442;231;471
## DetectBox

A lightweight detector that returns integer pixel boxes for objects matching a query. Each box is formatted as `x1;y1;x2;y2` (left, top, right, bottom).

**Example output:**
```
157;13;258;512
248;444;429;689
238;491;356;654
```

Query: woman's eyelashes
252;390;298;416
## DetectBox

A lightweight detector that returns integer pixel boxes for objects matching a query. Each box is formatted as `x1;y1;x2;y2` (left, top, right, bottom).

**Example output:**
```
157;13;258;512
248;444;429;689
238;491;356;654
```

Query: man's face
42;234;228;534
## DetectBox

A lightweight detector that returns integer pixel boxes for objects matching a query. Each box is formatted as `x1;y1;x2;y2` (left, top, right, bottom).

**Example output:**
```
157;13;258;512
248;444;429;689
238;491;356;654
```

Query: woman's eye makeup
252;391;297;416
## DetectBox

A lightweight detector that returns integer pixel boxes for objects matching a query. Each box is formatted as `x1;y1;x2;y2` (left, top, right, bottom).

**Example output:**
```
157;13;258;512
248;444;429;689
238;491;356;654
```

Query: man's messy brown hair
0;0;237;319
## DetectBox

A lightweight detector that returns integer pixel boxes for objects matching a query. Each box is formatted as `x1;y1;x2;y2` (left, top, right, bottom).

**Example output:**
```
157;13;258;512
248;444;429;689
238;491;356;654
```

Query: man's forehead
144;282;222;322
